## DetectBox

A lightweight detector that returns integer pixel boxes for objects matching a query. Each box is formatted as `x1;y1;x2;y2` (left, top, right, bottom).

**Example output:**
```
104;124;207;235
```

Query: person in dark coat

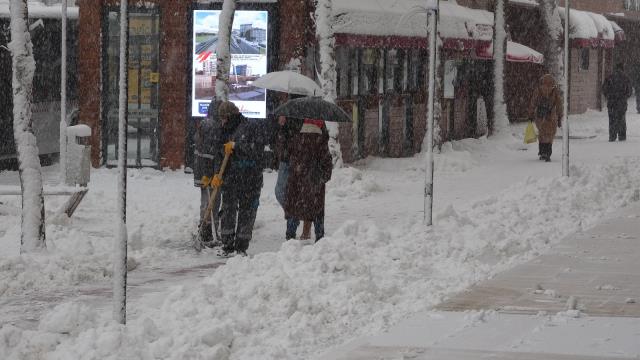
529;74;563;162
630;63;640;113
603;63;633;141
216;102;268;256
275;115;304;239
284;119;332;241
193;100;222;246
272;94;306;239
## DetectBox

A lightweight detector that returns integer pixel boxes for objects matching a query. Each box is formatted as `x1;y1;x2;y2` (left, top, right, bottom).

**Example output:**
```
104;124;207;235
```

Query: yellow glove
224;141;235;156
211;174;223;188
200;176;211;188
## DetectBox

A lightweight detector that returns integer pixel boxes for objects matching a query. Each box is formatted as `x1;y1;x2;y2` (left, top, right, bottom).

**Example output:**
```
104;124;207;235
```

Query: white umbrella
252;71;322;96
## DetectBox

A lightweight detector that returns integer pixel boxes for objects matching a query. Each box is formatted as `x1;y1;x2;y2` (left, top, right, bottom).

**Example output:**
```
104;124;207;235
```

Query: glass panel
336;47;350;98
105;10;160;167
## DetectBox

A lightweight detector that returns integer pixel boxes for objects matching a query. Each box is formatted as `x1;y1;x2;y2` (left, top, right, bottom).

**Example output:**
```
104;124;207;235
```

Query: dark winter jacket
275;117;303;165
194;101;222;187
285;120;333;221
219;114;269;192
603;70;632;111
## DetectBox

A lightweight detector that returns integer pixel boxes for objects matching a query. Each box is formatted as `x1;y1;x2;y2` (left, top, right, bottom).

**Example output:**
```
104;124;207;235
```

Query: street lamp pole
562;0;570;177
424;0;438;225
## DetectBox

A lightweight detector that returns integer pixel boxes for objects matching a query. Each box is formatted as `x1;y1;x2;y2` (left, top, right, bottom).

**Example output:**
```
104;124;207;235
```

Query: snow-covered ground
1;107;640;359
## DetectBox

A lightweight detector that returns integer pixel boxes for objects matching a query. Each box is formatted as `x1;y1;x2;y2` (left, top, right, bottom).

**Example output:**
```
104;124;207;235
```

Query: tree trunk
493;0;509;135
539;0;563;81
216;0;236;102
315;0;343;167
9;0;46;253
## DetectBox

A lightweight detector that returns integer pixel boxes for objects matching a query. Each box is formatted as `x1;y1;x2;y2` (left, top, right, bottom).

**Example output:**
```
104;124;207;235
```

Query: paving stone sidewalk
320;202;640;360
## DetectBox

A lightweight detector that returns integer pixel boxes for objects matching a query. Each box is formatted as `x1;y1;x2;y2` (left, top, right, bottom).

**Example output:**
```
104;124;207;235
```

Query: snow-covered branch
315;0;343;167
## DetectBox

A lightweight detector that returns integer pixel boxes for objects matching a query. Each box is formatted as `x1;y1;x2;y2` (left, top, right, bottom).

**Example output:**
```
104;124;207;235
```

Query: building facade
25;0;640;169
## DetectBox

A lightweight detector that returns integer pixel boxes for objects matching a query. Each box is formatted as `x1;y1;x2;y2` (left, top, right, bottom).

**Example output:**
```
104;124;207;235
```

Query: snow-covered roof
0;0;78;19
333;0;494;42
587;12;615;41
558;8;598;40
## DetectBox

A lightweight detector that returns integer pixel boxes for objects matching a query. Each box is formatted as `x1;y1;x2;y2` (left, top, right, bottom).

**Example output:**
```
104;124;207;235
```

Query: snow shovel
194;151;231;252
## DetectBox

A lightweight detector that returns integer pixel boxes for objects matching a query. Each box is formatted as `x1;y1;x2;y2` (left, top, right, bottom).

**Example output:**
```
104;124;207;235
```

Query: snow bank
327;167;384;199
5;156;640;359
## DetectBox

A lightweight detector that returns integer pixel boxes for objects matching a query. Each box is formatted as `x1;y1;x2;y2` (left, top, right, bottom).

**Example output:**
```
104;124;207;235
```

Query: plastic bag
524;121;537;144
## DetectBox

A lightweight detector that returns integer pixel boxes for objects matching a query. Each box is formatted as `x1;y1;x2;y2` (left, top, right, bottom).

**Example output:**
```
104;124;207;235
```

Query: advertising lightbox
192;10;268;118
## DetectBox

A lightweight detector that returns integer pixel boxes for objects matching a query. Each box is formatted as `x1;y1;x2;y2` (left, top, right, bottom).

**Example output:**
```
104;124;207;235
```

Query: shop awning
558;8;615;48
333;0;494;51
610;20;626;42
476;41;544;64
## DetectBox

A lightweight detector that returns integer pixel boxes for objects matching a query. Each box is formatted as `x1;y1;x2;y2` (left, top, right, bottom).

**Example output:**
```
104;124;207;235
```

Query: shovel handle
201;151;231;226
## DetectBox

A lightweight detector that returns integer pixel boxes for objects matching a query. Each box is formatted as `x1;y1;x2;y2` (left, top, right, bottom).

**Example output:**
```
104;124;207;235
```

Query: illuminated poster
192;10;268;118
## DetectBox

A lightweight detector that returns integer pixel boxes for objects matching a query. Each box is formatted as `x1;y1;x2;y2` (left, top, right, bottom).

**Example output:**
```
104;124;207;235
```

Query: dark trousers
220;184;261;252
538;143;552;158
287;214;325;241
608;107;627;141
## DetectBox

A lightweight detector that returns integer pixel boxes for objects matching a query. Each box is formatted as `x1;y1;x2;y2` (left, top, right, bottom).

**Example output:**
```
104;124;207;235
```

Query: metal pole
424;1;438;225
562;0;570;177
114;0;129;325
60;0;67;183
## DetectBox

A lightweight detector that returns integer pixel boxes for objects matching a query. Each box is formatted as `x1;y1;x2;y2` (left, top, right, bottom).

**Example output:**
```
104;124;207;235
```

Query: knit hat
218;101;240;120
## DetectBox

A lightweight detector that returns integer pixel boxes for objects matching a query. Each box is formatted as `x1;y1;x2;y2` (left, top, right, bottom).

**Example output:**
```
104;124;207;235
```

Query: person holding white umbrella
254;70;320;240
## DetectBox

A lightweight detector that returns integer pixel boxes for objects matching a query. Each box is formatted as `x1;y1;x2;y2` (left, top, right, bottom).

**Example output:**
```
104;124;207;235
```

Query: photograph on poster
192;10;268;118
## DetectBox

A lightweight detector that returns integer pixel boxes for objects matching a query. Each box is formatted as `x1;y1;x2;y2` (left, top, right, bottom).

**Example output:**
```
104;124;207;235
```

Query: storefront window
408;49;427;92
360;48;378;95
336;46;350;98
104;9;160;167
386;49;397;92
579;48;590;71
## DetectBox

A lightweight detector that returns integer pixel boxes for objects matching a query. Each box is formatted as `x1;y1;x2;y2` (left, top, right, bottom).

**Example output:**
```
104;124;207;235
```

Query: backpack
536;95;553;119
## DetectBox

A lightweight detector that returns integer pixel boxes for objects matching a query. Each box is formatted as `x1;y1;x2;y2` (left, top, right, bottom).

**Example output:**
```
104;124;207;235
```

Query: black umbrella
274;96;352;122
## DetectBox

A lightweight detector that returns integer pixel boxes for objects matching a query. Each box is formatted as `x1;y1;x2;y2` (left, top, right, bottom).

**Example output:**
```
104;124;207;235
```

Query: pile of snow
4;155;640;359
0;168;200;296
327;167;384;199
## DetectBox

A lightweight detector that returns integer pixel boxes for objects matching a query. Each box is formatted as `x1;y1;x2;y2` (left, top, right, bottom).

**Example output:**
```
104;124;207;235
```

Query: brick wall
158;0;189;170
569;48;600;113
77;0;102;167
388;100;405;157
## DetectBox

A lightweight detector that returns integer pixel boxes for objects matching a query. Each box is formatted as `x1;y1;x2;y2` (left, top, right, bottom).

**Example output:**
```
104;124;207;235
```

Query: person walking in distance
603;63;633;142
529;74;563;162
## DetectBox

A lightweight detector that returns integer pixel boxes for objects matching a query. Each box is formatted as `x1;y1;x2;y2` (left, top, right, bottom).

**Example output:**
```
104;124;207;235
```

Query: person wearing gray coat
193;100;223;247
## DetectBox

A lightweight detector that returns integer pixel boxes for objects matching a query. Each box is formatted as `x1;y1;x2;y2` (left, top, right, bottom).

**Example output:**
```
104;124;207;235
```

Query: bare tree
216;0;236;102
9;0;46;252
539;0;563;81
315;0;343;167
